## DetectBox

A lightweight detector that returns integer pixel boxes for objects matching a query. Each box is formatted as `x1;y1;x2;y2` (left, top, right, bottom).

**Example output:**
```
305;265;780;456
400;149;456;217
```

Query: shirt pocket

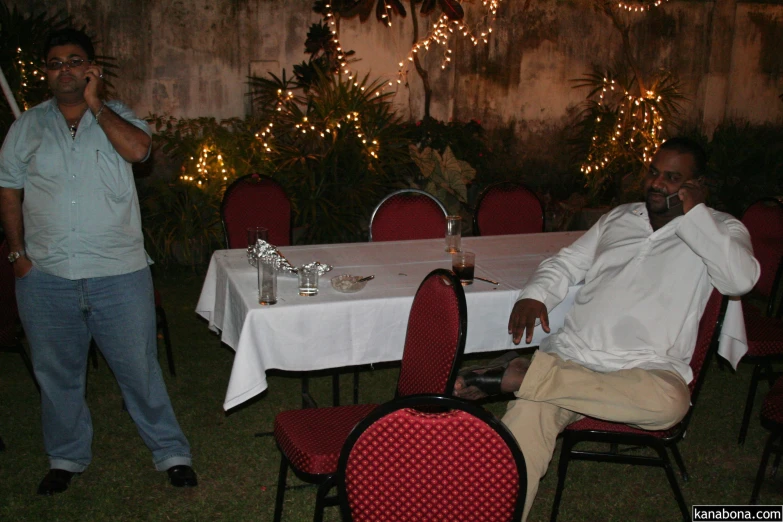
95;149;132;201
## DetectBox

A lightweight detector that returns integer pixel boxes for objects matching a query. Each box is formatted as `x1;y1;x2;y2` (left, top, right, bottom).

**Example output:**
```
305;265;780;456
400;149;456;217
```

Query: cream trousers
501;351;691;521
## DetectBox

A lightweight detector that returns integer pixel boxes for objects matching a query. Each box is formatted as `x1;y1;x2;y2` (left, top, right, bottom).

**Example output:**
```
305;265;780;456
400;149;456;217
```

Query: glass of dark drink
452;251;475;285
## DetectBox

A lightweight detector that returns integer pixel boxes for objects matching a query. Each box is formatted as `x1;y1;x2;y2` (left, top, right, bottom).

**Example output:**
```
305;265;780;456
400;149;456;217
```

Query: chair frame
272;268;468;522
550;291;728;522
368;188;448;242
335;394;526;522
219;173;293;249
473;181;545;236
737;197;783;445
751;393;783;503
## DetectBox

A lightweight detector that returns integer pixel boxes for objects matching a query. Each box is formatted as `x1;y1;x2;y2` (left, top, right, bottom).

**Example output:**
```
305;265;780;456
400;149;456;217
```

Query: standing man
0;28;196;495
455;138;759;519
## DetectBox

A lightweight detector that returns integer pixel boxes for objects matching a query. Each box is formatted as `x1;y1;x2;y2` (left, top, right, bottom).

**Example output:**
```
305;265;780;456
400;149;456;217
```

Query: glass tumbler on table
247;227;269;250
258;256;277;305
452;251;475;285
298;266;319;296
445;215;462;253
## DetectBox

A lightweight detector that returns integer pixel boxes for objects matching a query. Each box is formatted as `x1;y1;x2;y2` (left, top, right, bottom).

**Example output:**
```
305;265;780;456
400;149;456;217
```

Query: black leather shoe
37;469;77;495
166;465;198;487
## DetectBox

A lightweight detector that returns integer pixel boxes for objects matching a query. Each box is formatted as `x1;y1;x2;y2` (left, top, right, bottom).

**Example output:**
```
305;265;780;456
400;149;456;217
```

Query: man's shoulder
705;206;738;224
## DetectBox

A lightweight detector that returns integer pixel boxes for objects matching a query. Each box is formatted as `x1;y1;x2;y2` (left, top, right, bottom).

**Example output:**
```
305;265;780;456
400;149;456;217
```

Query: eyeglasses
45;58;91;71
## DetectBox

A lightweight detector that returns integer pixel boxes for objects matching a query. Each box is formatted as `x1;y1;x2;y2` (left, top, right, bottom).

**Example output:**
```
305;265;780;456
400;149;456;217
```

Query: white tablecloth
195;232;748;410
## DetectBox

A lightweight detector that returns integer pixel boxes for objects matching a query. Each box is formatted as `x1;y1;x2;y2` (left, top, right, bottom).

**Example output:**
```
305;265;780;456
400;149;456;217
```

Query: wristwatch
7;250;24;263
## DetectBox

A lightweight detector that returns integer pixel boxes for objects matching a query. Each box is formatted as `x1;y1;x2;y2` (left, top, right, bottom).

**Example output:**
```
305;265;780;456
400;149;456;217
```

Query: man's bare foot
454;357;530;400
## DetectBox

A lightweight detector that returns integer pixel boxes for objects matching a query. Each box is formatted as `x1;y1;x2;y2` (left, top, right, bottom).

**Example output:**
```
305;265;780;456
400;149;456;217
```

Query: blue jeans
16;266;191;472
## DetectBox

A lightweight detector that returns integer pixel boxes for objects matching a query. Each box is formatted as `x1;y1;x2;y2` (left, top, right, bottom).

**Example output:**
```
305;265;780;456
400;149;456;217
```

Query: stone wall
15;0;783;145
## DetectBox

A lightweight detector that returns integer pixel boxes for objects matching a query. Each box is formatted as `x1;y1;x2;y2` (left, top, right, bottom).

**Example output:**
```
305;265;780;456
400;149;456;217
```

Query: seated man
455;137;759;520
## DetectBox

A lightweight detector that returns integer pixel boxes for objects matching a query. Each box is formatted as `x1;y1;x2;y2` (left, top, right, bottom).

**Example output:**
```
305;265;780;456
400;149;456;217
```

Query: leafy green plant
570;66;686;205
409;145;475;215
249;66;410;244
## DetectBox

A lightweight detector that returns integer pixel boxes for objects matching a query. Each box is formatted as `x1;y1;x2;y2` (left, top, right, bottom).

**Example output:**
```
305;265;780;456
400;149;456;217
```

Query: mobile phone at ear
666;192;682;210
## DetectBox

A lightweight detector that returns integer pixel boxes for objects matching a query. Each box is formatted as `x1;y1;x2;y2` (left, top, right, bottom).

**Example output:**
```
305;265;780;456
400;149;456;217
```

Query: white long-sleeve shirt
518;202;760;384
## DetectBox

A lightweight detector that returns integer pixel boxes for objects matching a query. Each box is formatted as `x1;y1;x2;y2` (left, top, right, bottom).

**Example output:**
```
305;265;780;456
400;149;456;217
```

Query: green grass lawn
1;267;782;521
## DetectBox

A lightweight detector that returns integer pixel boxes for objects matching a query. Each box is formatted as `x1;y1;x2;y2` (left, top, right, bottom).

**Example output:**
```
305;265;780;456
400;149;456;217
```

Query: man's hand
83;62;104;108
508;298;549;345
13;256;32;279
678;177;706;214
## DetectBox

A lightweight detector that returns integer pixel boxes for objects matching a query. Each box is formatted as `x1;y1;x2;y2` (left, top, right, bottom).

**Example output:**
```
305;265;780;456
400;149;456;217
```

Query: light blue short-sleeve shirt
0;98;152;280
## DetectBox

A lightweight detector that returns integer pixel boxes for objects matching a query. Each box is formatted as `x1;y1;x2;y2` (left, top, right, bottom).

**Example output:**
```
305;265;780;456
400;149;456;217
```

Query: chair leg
670;444;689;482
739;364;763;445
751;431;779;504
273;455;289;522
313;476;335;522
156;305;176;377
332;372;340;407
353;369;360;404
550;436;575;522
89;341;99;369
15;342;40;392
653;445;689;522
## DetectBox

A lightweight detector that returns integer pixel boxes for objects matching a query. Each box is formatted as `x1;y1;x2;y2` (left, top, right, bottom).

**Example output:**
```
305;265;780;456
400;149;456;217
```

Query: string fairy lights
178;144;230;185
396;0;502;81
580;76;665;175
616;0;668;13
16;47;46;111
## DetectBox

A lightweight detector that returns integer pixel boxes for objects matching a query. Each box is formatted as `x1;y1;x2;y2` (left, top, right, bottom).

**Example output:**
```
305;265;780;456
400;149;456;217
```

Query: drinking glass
298;266;319;296
445;215;461;253
258;256;277;305
247;227;269;249
452;251;475;285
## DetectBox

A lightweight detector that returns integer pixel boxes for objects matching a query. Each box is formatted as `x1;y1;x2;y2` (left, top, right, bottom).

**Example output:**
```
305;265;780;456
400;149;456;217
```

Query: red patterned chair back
337;394;526;522
0;240;20;346
687;289;727;399
369;189;447;242
741;198;783;301
474;182;544;236
220;174;292;248
395;269;467;397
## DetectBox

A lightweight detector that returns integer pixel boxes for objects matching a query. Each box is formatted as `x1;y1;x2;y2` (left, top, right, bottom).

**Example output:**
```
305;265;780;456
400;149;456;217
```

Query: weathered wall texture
14;0;783;141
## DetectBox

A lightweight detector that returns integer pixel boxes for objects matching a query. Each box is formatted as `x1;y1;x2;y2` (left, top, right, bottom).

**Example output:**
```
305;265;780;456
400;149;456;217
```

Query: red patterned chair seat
565;417;677;439
273;404;378;476
743;304;783;357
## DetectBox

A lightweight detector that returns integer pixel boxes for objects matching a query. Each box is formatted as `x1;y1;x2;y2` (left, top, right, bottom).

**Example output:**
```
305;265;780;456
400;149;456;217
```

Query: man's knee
646;372;691;430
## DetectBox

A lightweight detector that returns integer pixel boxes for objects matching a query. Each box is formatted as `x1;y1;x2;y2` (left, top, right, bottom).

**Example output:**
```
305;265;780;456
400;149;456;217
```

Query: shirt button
71;201;76;205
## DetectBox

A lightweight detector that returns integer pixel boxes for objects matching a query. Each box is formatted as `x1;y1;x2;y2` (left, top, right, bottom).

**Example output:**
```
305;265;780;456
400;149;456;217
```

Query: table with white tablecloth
195;232;748;411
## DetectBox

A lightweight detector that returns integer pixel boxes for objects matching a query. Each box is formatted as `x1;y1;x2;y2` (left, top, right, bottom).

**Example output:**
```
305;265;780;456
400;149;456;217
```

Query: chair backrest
473;182;544;236
395;269;467;397
0;239;21;345
741;198;783;303
686;288;728;407
369;189;448;242
220;173;292;248
337;394;526;522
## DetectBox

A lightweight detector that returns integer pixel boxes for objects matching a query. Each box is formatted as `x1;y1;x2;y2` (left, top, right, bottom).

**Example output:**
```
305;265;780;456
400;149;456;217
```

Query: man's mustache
647;188;669;197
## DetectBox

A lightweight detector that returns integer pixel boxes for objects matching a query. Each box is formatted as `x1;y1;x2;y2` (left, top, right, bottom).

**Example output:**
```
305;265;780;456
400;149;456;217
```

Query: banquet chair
369;189;448;242
550;289;727;522
335;394;526;522
220;173;292;248
750;375;783;504
272;268;468;522
0;239;39;392
737;198;783;445
473;181;544;236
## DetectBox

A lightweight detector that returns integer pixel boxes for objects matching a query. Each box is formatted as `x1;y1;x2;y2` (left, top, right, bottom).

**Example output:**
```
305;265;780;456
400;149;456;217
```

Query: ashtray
331;274;371;293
